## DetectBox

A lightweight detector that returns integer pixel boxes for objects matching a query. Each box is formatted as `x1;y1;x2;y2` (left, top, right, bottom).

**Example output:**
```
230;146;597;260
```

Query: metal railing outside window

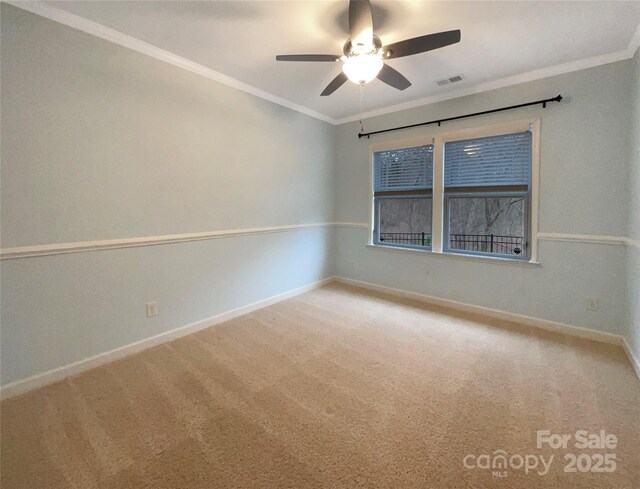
379;232;524;255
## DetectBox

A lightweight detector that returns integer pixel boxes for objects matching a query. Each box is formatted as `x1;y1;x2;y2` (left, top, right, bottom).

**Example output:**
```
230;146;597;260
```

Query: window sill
365;244;541;267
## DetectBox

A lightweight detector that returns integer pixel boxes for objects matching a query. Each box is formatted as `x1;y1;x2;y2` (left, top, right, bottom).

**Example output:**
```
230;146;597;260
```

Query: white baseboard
333;277;626;345
3;274;637;400
622;338;640;380
0;277;335;400
333;276;640;380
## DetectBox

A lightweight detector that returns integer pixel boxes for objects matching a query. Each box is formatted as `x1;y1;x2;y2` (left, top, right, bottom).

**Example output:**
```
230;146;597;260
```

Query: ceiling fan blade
321;72;348;96
276;54;341;62
377;64;411;91
383;30;461;59
349;0;373;49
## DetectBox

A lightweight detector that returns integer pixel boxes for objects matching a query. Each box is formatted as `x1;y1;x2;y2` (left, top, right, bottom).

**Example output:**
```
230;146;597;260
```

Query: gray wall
627;48;640;366
0;5;336;385
334;59;634;335
1;4;637;388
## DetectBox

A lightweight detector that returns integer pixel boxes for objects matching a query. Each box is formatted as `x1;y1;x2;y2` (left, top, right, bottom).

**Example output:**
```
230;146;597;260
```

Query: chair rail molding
537;232;629;246
1;226;635;260
336;225;633;247
0;223;337;260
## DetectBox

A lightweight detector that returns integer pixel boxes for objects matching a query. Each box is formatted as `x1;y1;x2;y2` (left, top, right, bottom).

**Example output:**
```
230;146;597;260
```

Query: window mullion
432;136;444;253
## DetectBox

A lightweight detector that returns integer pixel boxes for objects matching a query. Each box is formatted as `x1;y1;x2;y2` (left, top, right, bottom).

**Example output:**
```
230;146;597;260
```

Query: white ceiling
30;1;640;122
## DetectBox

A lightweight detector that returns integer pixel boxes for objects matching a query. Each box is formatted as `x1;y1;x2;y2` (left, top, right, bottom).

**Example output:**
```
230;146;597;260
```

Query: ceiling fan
275;0;461;96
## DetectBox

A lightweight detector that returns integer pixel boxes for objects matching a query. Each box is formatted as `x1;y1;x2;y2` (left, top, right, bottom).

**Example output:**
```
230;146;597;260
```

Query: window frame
368;118;540;263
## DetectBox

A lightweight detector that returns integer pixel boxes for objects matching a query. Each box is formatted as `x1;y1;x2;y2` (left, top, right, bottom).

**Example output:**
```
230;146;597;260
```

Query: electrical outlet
586;298;599;312
146;302;158;318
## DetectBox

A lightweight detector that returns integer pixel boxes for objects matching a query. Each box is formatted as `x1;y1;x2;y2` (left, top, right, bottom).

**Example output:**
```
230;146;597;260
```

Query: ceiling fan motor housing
343;35;383;57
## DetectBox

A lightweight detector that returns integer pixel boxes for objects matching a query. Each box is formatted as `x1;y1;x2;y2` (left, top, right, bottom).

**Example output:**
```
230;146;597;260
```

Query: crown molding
4;0;337;125
334;47;638;125
5;2;639;127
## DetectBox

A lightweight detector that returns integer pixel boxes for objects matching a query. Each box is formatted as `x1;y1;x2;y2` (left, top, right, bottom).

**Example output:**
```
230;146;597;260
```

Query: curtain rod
357;94;563;139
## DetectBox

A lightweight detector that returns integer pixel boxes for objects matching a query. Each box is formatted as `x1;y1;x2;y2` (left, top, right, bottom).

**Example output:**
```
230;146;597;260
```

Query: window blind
373;144;434;193
444;131;531;189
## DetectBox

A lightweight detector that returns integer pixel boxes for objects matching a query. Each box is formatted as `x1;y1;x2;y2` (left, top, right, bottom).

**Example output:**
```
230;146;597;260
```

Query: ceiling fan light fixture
342;53;383;85
275;1;461;96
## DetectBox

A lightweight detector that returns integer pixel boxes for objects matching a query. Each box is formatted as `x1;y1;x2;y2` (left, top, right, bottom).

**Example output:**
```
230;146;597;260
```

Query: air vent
436;75;464;86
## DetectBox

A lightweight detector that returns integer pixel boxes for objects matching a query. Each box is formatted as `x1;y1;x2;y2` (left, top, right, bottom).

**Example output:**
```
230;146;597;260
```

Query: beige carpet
2;283;639;488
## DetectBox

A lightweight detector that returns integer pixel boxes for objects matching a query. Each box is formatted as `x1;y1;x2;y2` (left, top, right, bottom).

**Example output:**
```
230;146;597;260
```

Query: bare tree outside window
447;196;525;255
379;198;432;247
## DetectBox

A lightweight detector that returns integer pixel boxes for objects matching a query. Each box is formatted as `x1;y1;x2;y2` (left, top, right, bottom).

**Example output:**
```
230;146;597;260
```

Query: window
373;144;433;249
443;132;531;259
370;120;538;262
